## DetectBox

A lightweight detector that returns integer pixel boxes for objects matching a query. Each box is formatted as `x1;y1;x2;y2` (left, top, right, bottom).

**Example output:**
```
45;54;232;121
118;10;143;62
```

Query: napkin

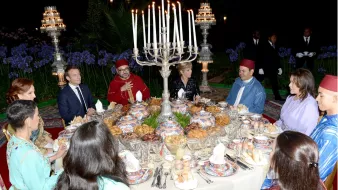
136;90;142;102
95;99;105;113
209;143;226;164
123;151;141;172
178;88;185;99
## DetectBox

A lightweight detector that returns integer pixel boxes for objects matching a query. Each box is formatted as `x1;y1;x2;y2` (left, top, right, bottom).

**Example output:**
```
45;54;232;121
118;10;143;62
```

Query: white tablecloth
131;164;269;190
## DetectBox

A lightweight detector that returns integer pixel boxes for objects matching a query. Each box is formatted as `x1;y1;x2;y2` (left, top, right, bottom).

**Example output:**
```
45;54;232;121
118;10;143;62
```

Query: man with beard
107;59;150;105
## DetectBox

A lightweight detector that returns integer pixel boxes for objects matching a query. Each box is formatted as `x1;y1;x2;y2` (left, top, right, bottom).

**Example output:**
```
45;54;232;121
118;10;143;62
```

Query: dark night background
0;0;337;51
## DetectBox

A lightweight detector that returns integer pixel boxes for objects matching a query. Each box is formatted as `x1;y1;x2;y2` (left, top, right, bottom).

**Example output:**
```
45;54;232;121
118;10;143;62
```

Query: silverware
162;172;169;189
226;154;253;170
196;169;211;184
156;167;163;188
151;167;159;187
169;168;173;180
198;169;213;183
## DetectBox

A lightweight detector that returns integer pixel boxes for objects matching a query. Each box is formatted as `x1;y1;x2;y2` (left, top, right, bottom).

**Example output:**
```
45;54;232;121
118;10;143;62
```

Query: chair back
324;162;337;190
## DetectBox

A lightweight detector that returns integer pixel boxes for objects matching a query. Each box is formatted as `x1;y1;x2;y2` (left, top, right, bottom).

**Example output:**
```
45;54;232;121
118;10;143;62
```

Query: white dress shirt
234;77;253;106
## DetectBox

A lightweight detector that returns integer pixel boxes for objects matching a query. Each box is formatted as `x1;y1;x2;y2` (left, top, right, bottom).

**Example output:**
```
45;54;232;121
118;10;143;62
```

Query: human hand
121;82;133;92
278;68;282;75
308;52;314;57
296;53;304;58
86;108;96;116
55;144;67;159
259;69;264;75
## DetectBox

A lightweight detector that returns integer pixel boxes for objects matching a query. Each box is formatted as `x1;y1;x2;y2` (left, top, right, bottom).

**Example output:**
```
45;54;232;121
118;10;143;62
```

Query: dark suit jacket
57;84;95;124
261;41;281;74
243;38;264;69
293;36;318;55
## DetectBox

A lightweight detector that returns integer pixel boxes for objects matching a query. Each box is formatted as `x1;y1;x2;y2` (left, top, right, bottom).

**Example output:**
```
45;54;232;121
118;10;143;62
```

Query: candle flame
142;10;144;14
158;6;160;9
132;9;134;13
148;5;150;8
136;9;138;13
172;3;175;7
152;2;155;4
177;1;180;4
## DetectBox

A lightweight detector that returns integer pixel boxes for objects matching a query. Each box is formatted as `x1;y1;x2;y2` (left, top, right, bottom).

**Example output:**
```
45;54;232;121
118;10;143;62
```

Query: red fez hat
319;75;338;92
115;59;129;69
240;59;255;70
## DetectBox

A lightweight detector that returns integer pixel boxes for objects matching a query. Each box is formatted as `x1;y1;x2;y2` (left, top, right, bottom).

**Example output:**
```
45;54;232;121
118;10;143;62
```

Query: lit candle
131;10;136;49
177;1;183;43
161;0;165;28
135;9;138;49
158;6;162;44
172;4;180;49
167;1;170;43
148;5;150;44
142;11;146;48
191;10;197;50
188;10;191;48
152;2;157;49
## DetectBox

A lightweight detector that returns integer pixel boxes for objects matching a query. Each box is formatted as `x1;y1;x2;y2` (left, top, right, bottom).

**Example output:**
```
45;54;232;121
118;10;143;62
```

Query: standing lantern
132;1;198;121
195;2;216;93
40;6;67;88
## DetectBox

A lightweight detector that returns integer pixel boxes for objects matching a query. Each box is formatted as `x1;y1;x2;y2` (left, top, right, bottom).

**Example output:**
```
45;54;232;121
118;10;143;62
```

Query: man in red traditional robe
107;59;150;105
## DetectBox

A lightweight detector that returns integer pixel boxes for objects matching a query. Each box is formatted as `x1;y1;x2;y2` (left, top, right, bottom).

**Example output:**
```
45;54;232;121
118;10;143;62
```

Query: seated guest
170;62;200;101
226;59;266;114
6;78;54;155
55;121;129;190
6;100;66;190
267;131;325;190
310;75;338;181
58;65;96;124
107;59;150;105
275;68;319;135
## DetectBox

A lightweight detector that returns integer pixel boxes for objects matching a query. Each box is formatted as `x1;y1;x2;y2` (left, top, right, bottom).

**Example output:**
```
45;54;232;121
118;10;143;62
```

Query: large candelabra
40;6;67;88
195;2;216;93
132;1;198;121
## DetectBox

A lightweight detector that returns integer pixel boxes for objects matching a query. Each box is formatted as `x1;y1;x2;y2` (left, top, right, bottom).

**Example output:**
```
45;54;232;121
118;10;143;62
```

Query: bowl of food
254;135;269;144
164;135;187;154
218;101;228;108
250;114;262;121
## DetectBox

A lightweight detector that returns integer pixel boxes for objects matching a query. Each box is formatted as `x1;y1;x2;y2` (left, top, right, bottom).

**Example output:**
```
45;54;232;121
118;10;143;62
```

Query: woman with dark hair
55;121;129;190
275;68;319;135
170;62;200;101
6;100;67;190
6;78;54;155
268;131;325;190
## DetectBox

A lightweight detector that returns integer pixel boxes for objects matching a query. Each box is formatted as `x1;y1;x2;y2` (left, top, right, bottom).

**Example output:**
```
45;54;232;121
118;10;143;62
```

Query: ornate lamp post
195;2;216;93
132;2;198;121
40;6;67;88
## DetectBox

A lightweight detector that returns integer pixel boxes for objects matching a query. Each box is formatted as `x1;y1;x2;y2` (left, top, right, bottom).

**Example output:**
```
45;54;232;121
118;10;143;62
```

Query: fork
162;172;169;189
197;169;213;183
196;170;211;184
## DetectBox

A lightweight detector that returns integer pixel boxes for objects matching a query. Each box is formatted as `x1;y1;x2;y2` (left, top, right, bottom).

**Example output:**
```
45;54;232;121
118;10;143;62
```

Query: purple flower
0;46;7;59
278;47;292;58
288;55;296;64
226;49;235;54
318;67;326;74
235;42;246;51
111;66;116;75
82;51;95;65
229;52;238;62
8;72;19;79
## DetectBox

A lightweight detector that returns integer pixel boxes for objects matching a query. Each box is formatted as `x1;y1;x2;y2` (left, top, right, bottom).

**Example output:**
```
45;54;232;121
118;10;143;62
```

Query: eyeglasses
118;67;130;73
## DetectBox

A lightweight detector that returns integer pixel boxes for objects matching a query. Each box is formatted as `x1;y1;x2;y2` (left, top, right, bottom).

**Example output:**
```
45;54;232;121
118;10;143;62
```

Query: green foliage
142;111;160;129
173;112;190;128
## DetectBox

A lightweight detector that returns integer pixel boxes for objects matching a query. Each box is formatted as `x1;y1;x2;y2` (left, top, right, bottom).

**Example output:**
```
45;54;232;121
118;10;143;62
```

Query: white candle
161;0;165;28
142;11;146;48
158;6;162;44
148;5;150;44
172;4;180;49
135;9;138;49
177;1;183;43
167;1;170;43
188;10;191;48
152;2;157;49
131;10;136;49
191;10;197;50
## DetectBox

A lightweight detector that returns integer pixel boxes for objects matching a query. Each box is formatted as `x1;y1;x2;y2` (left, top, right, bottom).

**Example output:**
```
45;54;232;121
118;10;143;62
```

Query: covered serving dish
129;103;149;120
116;114;140;134
190;110;215;129
156;117;184;140
171;100;188;114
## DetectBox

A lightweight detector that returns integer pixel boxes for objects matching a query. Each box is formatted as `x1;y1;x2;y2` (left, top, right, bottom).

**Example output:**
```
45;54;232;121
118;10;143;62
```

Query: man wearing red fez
107;59;150;105
310;75;338;181
226;58;266;114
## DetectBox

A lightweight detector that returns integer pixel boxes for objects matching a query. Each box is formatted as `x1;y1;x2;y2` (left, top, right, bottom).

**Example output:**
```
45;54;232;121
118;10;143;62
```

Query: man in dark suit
243;29;264;81
257;32;285;101
57;65;95;124
294;27;318;71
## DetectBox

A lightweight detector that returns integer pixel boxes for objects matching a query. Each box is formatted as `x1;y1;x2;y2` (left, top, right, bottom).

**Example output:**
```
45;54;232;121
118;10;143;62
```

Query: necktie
305;37;309;45
76;87;87;113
